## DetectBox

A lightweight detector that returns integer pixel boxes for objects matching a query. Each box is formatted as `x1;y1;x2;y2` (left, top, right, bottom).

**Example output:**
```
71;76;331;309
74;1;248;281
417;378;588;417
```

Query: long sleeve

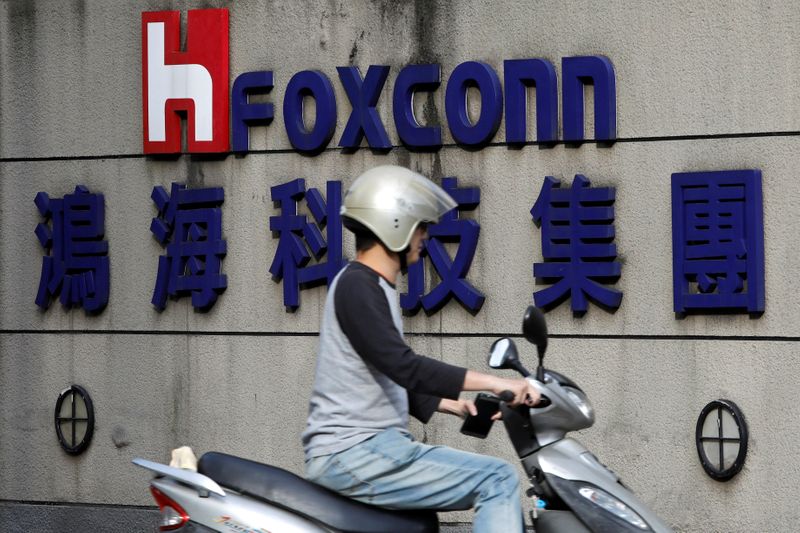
407;391;440;423
335;264;466;400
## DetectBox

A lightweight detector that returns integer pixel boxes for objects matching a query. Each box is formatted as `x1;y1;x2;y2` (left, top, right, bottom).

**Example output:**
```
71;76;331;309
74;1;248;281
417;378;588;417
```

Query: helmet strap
399;246;410;274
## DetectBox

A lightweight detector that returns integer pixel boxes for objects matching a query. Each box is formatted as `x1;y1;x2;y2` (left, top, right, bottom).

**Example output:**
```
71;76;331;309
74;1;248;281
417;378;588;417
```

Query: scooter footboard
535;510;591;533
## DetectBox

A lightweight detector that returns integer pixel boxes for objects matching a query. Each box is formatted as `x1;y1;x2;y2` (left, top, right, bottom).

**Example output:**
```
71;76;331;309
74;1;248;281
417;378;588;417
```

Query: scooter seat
198;452;439;533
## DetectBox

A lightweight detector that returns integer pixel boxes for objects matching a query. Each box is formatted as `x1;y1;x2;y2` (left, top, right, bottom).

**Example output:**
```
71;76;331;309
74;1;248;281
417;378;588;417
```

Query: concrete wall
2;1;800;531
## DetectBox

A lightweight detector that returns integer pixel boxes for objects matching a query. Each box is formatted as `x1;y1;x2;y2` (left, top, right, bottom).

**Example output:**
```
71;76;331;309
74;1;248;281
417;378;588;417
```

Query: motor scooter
134;306;673;532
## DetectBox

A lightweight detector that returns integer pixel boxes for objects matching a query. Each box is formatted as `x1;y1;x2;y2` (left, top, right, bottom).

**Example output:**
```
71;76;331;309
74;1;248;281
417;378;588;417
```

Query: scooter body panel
525;438;672;533
153;478;329;533
134;458;225;496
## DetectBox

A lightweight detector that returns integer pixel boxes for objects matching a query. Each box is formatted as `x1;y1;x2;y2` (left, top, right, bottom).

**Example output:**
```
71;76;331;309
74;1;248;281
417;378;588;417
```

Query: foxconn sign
141;8;617;155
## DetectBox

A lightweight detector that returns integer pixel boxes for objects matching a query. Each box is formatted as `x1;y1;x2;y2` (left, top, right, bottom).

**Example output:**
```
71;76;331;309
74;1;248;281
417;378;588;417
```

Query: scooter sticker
214;515;272;533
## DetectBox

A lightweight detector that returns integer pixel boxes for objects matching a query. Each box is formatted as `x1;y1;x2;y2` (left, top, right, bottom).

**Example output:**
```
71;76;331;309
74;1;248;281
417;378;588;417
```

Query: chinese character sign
35;185;110;313
531;175;622;313
150;182;227;311
270;179;345;309
671;170;764;314
401;177;485;314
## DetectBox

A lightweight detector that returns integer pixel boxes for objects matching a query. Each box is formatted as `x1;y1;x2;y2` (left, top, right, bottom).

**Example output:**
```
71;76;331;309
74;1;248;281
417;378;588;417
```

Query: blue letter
401;178;484;314
150;183;227;311
283;70;337;153
35;185;109;313
562;56;616;144
269;179;345;310
504;59;557;144
671;170;764;314
232;71;274;153
445;61;502;147
337;65;391;150
393;64;442;149
531;175;622;314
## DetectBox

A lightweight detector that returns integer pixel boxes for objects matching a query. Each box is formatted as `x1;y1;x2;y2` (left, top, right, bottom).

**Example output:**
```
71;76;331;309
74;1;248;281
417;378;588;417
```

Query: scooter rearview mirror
488;338;532;378
522;306;548;381
487;338;519;370
522;305;548;357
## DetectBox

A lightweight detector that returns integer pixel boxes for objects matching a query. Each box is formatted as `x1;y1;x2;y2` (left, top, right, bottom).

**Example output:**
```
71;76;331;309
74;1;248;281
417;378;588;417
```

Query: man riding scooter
133;164;672;533
302;165;540;532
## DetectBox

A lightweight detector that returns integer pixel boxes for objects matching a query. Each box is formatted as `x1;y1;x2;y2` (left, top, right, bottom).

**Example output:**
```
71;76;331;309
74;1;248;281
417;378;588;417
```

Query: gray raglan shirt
302;262;467;460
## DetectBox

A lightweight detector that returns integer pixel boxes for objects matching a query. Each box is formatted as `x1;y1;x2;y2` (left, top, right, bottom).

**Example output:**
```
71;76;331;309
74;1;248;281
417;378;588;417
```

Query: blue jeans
306;428;524;533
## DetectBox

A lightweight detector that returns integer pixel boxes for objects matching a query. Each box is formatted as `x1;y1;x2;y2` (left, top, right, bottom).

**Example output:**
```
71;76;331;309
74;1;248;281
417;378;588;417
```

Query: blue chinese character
150;183;227;311
35;185;109;313
531;175;622;313
402;177;484;314
672;170;764;314
270;179;344;309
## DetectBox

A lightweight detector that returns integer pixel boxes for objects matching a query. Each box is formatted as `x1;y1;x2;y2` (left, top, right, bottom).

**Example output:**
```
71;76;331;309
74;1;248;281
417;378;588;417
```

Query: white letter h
147;22;213;142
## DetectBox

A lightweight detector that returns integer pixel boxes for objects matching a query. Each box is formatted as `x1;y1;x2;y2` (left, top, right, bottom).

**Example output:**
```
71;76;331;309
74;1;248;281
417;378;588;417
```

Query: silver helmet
341;165;457;252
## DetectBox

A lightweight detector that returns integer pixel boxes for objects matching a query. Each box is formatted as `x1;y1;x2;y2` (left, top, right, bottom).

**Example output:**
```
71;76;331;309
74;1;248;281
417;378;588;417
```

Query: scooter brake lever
534;395;552;408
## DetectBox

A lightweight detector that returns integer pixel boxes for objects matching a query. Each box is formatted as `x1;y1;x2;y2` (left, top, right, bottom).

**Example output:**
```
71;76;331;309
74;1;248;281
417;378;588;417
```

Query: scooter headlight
578;486;649;530
564;387;593;419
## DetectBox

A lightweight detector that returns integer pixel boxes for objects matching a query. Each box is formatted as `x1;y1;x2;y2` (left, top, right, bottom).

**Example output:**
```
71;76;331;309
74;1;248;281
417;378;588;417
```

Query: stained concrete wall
2;1;800;532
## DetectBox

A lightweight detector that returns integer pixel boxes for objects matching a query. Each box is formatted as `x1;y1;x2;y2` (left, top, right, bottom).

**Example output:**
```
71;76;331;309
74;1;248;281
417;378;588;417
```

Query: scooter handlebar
498;385;549;407
498;390;515;402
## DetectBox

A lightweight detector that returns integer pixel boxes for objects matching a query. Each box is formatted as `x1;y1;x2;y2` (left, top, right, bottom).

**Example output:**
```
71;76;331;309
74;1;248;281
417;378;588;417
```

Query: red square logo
142;9;229;154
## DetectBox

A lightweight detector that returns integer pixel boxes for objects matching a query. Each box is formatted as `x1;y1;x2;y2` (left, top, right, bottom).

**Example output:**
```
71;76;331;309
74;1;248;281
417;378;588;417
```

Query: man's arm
336;266;466;399
463;370;540;407
337;265;539;408
409;393;480;422
437;397;477;418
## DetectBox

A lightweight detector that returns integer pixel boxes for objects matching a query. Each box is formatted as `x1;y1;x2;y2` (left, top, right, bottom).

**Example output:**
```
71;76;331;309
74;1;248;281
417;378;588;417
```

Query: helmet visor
394;172;458;223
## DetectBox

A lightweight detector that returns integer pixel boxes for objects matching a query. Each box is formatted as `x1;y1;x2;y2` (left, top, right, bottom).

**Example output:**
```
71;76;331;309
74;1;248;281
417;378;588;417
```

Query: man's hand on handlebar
462;371;541;418
493;377;540;408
